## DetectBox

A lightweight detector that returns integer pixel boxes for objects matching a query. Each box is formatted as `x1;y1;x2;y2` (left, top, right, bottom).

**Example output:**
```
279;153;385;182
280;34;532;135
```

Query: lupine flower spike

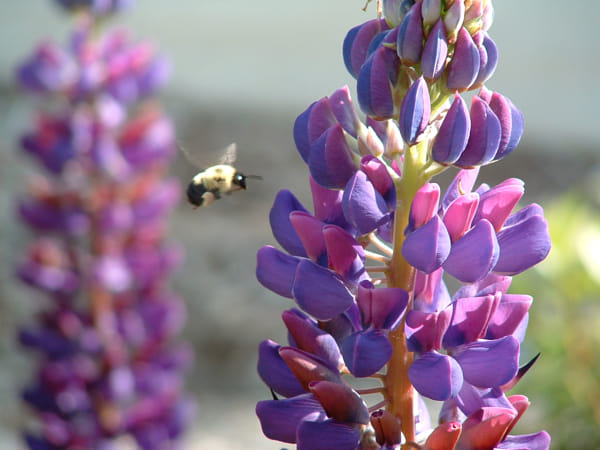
256;0;550;448
16;1;194;448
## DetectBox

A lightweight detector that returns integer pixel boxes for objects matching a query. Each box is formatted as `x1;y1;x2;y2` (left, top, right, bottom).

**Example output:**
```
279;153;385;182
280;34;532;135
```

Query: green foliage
511;189;600;449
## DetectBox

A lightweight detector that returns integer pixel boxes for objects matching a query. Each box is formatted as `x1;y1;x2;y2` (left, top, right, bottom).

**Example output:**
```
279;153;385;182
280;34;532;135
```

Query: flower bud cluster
255;1;551;449
16;6;193;449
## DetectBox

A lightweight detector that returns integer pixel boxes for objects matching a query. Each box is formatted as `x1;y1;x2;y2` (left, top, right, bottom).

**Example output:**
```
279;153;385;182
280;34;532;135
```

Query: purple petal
297;420;360;450
282;310;343;370
256;246;300;298
257;340;306;398
473;34;498;87
330;86;361;137
290;212;326;264
294;102;317;163
454;96;501;168
399;77;431;145
504;203;544;227
357;46;398;119
294;98;337;164
341;329;392;377
413;268;452;313
256;394;325;444
443;219;499;283
402;215;451;273
342;171;390;234
494;215;551;275
442;295;496;348
343;18;389;78
421;20;449;80
447;27;480;91
309;124;358;189
431;93;471;164
293;260;354;320
454;336;519;387
496;431;552;450
269;190;309;257
489;94;524;161
396;2;424;64
309;381;369;424
486;294;532;340
472;178;524;231
409;352;464;400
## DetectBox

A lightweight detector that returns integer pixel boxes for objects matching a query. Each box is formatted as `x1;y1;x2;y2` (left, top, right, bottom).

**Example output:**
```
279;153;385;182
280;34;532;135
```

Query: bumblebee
184;143;262;208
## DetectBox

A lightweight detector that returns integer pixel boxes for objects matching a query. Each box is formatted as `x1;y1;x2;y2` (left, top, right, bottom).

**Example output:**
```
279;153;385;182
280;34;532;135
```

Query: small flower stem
364;249;391;264
369;232;394;256
385;141;429;447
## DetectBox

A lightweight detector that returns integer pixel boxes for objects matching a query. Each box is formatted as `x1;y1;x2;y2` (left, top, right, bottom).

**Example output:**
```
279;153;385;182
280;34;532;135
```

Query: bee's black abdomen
186;181;208;207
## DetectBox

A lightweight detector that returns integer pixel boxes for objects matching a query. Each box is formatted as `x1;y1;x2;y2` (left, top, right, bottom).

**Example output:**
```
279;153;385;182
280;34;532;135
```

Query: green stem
385;141;429;447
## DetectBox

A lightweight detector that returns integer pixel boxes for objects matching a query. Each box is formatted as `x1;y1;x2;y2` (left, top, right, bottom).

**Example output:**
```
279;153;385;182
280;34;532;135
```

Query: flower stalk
255;1;551;448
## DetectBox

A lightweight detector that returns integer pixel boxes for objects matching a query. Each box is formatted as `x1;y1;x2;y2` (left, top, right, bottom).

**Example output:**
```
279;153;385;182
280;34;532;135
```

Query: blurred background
0;1;598;449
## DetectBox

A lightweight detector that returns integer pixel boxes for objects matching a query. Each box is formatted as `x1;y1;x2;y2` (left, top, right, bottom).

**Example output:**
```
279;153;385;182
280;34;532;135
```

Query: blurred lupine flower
16;4;193;449
256;0;551;448
53;0;133;15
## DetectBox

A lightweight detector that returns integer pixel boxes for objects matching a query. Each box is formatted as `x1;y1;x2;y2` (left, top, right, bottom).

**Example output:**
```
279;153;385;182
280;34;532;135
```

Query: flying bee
182;143;262;208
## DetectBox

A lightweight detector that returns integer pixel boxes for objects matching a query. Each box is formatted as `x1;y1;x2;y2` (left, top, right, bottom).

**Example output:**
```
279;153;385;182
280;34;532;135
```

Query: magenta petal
441;167;480;211
297;419;360;450
409;352;464;400
293;260;354;320
447;27;480;91
454;96;501;168
442;295;496;348
396;2;424;64
256;394;325;444
357;46;398;119
472;178;524;231
269;190;309;257
256;246;300;298
322;225;366;283
494;215;551;275
407;183;441;232
342;171;390;234
406;309;451;353
432;93;471;164
443;219;499;283
402;215;451;273
486;294;532;340
494;97;524;160
454;336;519;387
341;329;392;377
290;212;326;264
399;77;431;145
356;280;408;330
422;20;448;81
257;340;306;398
309;381;369;424
360;155;394;199
279;347;342;389
309;124;357;189
443;193;479;242
309;176;349;230
282;309;343;370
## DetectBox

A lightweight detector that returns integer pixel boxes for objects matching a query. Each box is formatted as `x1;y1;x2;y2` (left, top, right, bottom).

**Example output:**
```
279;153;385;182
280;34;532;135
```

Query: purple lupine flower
16;4;193;449
257;0;550;448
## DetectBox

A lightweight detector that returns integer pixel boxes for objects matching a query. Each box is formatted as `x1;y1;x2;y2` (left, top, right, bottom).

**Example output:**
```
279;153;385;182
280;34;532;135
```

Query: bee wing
178;142;205;169
218;142;238;165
